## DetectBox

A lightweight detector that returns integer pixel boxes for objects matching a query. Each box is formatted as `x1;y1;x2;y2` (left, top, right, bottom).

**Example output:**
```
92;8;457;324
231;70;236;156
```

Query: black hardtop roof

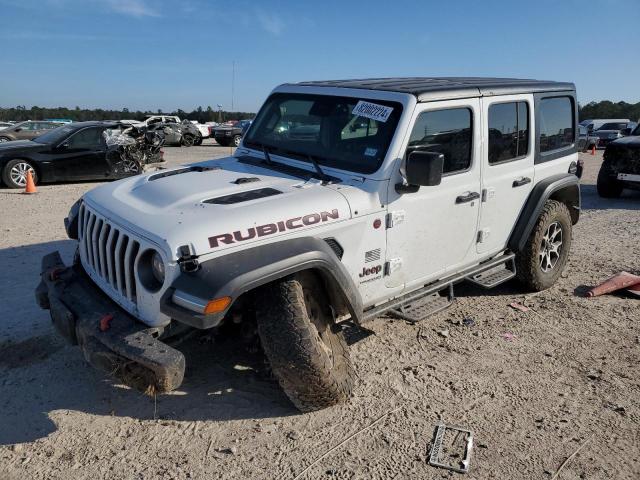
289;77;575;101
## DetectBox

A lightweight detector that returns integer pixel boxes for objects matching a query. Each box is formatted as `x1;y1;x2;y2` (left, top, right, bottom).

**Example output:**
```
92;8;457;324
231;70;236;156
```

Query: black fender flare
161;237;363;329
508;173;580;253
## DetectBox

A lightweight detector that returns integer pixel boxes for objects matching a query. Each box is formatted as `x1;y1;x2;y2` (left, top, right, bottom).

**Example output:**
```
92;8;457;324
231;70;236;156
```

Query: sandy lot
0;144;639;479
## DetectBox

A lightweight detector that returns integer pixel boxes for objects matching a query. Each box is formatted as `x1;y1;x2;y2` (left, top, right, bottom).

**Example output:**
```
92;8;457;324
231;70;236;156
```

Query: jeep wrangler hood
82;156;351;258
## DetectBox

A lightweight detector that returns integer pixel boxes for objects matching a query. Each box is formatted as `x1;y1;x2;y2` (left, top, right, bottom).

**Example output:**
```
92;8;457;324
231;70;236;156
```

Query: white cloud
256;9;284;36
105;0;159;18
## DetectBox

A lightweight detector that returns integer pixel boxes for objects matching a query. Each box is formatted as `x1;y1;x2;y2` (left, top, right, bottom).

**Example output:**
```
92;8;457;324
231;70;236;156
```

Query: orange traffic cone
23;169;37;194
591;145;596;156
586;271;640;297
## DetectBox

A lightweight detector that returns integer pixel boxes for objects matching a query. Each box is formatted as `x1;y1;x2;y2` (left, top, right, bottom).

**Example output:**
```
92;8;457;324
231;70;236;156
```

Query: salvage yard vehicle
597;122;640;197
0;121;159;188
213;119;252;147
591;121;637;149
0;120;62;143
36;77;581;412
149;119;203;146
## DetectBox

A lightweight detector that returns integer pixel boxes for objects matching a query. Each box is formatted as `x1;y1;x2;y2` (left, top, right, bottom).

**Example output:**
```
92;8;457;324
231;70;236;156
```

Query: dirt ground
0;144;638;480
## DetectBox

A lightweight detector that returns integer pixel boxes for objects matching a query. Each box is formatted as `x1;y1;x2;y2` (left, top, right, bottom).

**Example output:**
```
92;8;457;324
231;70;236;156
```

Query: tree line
1;100;639;124
0;106;255;123
579;101;640;122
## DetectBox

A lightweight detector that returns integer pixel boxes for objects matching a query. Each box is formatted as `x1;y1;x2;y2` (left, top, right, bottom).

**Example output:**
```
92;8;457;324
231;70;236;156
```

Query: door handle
455;191;480;204
512;177;532;187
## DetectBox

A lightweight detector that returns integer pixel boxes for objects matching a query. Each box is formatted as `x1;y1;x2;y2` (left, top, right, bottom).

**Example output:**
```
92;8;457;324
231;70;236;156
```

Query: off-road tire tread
256;272;355;412
515;200;572;292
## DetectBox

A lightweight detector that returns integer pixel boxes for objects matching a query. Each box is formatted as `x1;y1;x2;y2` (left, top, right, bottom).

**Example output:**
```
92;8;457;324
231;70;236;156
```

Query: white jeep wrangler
37;77;581;411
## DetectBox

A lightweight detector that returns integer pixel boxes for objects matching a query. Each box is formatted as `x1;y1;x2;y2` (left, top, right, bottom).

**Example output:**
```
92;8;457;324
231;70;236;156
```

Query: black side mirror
396;151;444;193
14;127;22;132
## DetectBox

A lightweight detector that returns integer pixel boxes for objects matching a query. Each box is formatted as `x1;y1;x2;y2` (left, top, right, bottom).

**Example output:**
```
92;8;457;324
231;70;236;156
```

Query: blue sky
1;0;638;112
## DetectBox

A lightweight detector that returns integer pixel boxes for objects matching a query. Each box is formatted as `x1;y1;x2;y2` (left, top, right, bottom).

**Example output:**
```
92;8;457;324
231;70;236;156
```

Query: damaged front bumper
35;251;185;394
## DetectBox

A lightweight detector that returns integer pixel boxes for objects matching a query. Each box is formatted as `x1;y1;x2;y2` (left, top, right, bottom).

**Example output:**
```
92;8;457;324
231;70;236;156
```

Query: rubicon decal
208;209;340;248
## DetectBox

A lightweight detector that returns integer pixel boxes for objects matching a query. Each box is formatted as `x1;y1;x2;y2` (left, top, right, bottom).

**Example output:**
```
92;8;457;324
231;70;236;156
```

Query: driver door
52;127;109;179
385;98;482;290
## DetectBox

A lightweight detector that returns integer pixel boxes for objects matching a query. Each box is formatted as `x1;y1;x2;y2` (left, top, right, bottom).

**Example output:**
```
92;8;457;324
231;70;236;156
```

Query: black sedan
0;121;134;188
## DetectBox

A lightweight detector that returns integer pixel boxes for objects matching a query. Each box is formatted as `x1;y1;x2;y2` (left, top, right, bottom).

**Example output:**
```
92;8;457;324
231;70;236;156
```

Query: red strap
99;314;114;332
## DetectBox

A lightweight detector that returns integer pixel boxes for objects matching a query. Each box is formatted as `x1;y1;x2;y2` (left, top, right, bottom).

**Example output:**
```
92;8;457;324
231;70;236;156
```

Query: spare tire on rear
255;271;355;412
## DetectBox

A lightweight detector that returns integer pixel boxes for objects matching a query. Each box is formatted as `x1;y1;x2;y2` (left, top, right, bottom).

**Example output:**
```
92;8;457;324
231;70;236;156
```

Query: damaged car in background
0;121;164;188
149;119;203;146
597;122;640;197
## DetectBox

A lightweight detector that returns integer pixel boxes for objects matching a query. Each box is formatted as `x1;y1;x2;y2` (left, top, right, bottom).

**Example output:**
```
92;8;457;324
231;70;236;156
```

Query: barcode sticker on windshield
352;101;393;123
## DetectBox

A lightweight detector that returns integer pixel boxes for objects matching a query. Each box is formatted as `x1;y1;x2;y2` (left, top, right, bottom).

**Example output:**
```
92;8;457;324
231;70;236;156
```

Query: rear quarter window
539;96;574;153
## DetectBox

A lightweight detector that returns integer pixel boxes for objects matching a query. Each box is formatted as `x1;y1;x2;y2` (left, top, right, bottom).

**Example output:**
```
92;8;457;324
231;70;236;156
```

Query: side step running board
388;285;454;324
362;253;516;323
465;256;516;289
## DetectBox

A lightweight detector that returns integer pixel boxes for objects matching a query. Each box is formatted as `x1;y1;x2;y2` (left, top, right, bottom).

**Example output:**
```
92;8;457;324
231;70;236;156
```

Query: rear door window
488;101;529;164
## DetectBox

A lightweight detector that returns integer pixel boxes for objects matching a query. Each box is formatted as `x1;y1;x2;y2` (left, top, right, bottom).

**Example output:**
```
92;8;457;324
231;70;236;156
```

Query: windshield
32;125;75;144
244;93;403;174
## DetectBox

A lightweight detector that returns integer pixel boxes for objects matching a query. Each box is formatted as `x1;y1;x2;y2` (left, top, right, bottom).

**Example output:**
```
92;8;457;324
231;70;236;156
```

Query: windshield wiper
249;141;333;184
307;154;330;185
262;144;275;166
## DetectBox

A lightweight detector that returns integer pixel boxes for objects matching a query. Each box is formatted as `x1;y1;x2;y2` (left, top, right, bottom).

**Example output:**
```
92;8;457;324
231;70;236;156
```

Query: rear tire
596;161;623;198
515;200;572;292
2;159;38;189
255;271;355;412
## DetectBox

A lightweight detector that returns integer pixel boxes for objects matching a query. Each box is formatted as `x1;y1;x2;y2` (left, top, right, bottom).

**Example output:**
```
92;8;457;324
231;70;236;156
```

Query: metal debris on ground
509;302;530;312
462;317;476;327
428;423;474;474
585;271;640;298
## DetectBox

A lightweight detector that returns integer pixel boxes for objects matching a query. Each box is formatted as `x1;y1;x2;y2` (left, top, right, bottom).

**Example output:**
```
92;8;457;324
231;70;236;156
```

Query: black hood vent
149;165;219;181
203;187;282;205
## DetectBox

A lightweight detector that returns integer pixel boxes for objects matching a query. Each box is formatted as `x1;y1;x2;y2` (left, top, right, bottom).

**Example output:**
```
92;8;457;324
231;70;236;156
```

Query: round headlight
151;251;165;284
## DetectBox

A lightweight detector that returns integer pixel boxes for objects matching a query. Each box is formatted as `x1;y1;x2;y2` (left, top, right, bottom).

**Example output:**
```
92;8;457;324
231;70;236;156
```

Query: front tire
181;134;195;147
597;161;623;198
516;200;572;292
232;135;241;147
2;159;38;189
0;137;11;143
255;271;355;412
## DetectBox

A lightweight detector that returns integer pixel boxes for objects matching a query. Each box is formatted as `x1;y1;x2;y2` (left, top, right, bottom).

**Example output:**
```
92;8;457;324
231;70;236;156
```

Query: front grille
78;204;141;304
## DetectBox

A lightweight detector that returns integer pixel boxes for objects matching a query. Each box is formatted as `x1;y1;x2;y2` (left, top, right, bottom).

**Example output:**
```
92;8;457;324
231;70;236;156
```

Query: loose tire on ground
515;200;572;292
596;161;623;198
255;271;355;412
2;159;38;189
